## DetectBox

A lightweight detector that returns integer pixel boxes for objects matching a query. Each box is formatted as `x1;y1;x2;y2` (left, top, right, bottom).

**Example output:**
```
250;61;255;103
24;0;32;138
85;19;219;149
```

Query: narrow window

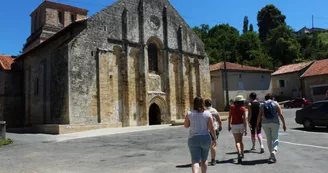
148;43;158;72
71;14;76;22
58;11;63;25
34;77;39;96
279;80;285;88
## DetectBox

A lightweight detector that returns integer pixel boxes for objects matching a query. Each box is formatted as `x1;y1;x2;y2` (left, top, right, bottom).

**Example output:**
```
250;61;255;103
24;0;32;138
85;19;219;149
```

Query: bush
0;138;13;147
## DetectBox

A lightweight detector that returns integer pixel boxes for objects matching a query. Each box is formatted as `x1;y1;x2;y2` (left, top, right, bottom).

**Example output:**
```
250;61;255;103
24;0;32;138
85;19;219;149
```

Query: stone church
3;0;211;129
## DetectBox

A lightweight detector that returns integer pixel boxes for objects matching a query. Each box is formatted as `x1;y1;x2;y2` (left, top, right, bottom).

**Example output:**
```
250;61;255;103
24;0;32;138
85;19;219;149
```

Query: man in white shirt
205;99;222;166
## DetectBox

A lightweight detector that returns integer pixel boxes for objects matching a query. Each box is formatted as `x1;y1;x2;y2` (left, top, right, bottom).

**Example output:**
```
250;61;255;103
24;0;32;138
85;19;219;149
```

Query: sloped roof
0;55;15;70
15;19;87;61
210;62;272;72
301;59;328;78
272;61;314;76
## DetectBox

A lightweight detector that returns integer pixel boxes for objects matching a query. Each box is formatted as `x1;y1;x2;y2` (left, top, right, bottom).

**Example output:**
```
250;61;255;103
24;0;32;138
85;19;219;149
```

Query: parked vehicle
284;98;311;108
295;100;328;130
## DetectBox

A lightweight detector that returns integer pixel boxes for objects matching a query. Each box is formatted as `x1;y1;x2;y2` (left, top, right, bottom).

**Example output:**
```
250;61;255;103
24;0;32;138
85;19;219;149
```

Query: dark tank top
250;101;260;122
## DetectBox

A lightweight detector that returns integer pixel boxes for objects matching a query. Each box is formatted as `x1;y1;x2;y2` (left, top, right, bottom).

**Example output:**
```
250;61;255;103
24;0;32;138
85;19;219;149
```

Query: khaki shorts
231;124;245;134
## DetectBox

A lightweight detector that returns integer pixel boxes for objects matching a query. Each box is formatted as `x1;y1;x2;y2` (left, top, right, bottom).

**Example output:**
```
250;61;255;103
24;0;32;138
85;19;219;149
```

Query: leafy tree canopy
257;4;286;41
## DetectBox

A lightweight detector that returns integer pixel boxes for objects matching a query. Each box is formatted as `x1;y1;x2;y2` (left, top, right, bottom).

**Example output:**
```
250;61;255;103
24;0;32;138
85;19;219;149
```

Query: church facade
12;0;211;128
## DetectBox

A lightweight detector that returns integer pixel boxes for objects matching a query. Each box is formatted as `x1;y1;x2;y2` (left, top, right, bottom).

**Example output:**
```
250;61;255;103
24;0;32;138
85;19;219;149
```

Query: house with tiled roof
301;59;328;101
271;61;314;99
210;62;272;111
0;55;22;127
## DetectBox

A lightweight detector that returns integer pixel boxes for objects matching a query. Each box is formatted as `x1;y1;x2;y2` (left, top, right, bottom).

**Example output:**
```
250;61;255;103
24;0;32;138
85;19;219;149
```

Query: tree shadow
241;159;270;166
292;127;328;133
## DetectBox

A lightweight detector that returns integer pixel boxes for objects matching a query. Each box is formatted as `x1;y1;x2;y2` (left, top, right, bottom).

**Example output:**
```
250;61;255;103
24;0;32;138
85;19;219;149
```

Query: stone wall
0;71;23;127
18;22;86;126
68;0;210;126
272;72;302;98
302;74;328;102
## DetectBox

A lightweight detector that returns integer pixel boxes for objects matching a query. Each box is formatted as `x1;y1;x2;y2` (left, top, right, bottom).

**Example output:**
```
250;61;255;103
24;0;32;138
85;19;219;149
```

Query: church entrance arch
148;96;169;125
149;103;161;125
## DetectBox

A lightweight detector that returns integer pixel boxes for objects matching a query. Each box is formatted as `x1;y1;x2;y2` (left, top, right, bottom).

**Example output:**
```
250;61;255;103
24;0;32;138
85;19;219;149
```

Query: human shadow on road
292;127;328;133
216;159;235;164
176;164;191;168
240;159;269;166
226;150;251;155
176;158;236;168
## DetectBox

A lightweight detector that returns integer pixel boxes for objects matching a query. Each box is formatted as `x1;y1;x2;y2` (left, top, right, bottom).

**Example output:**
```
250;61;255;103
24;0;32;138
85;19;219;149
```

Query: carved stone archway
148;96;169;124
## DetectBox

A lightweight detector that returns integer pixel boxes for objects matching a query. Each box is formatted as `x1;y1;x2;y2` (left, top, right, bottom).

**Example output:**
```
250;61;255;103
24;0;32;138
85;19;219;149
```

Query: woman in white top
184;96;216;173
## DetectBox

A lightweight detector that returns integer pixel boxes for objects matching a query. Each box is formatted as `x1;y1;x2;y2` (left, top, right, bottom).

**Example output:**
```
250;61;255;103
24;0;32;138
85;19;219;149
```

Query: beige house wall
211;70;271;111
272;72;302;98
302;74;328;102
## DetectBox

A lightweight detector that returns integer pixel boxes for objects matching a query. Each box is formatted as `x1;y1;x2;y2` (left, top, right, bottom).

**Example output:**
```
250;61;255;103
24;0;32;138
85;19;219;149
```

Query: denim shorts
188;134;211;162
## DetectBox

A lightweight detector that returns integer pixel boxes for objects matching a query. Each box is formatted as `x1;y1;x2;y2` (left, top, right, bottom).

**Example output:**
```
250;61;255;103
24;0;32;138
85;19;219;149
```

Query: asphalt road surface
1;109;328;173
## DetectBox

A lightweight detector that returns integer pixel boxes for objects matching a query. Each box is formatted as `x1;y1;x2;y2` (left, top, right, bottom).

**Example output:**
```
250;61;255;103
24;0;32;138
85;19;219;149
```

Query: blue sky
1;0;328;56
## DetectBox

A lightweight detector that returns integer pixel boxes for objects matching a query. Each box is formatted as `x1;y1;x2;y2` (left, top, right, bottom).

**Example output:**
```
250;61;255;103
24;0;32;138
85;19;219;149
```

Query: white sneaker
270;151;277;163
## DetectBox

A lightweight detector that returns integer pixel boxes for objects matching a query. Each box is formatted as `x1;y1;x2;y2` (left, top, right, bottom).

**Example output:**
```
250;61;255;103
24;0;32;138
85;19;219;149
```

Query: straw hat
235;95;245;102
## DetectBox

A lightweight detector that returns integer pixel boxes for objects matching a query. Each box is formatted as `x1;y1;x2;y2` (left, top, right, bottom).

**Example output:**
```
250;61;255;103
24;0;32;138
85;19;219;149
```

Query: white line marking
245;136;328;150
289;129;328;135
277;140;328;150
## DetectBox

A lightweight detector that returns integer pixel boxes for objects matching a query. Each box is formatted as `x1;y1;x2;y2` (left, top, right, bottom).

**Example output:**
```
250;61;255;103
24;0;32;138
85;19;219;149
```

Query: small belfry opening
149;103;161;125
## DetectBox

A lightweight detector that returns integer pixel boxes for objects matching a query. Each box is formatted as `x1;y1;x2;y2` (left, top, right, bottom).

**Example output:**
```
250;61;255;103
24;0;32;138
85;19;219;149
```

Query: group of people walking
184;93;287;173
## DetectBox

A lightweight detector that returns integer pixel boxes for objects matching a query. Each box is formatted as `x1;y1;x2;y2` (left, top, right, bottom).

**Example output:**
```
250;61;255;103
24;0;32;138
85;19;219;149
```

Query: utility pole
312;15;314;30
223;53;230;111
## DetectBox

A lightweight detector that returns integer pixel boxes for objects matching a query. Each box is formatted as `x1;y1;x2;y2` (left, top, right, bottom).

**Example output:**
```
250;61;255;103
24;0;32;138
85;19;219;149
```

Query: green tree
257;4;286;41
236;31;273;69
265;24;301;66
206;24;240;63
243;16;249;34
249;24;254;32
237;31;261;62
193;24;210;41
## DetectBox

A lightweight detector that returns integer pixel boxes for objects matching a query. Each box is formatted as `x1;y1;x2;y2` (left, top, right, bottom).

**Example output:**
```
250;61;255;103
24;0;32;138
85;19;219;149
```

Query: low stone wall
7;122;122;135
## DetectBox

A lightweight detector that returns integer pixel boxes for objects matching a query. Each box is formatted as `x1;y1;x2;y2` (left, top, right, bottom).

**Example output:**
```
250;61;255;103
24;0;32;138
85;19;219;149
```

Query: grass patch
0;138;13;147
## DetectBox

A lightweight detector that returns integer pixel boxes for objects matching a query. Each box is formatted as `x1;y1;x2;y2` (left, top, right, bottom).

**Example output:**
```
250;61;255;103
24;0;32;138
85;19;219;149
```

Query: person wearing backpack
257;93;286;163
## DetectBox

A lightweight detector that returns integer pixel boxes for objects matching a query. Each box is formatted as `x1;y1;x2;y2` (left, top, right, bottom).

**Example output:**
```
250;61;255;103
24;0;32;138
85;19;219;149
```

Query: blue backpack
263;101;275;119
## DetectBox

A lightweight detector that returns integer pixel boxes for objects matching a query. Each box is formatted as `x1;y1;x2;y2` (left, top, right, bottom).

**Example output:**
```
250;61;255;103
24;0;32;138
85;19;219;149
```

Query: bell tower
23;0;88;52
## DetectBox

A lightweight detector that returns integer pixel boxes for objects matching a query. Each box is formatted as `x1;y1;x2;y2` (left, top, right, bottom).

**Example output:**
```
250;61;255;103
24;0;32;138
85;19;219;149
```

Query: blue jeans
262;123;280;153
188;134;211;162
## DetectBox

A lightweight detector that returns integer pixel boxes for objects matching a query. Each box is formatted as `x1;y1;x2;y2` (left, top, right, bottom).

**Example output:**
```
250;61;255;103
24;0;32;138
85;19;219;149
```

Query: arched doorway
149;103;161;125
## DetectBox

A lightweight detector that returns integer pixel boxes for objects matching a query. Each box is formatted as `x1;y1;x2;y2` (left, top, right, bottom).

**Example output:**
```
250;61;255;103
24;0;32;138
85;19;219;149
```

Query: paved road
1;109;328;173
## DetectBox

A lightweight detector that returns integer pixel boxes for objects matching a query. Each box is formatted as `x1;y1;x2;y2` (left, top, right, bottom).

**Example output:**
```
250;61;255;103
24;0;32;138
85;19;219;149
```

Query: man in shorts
205;99;222;166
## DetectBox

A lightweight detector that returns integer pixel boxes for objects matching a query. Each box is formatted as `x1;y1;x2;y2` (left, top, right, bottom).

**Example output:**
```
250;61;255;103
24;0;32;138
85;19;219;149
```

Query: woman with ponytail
184;96;216;173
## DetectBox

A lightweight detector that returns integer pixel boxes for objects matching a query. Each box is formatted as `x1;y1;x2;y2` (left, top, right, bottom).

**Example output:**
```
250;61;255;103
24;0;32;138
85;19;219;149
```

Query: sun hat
235;95;245;102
